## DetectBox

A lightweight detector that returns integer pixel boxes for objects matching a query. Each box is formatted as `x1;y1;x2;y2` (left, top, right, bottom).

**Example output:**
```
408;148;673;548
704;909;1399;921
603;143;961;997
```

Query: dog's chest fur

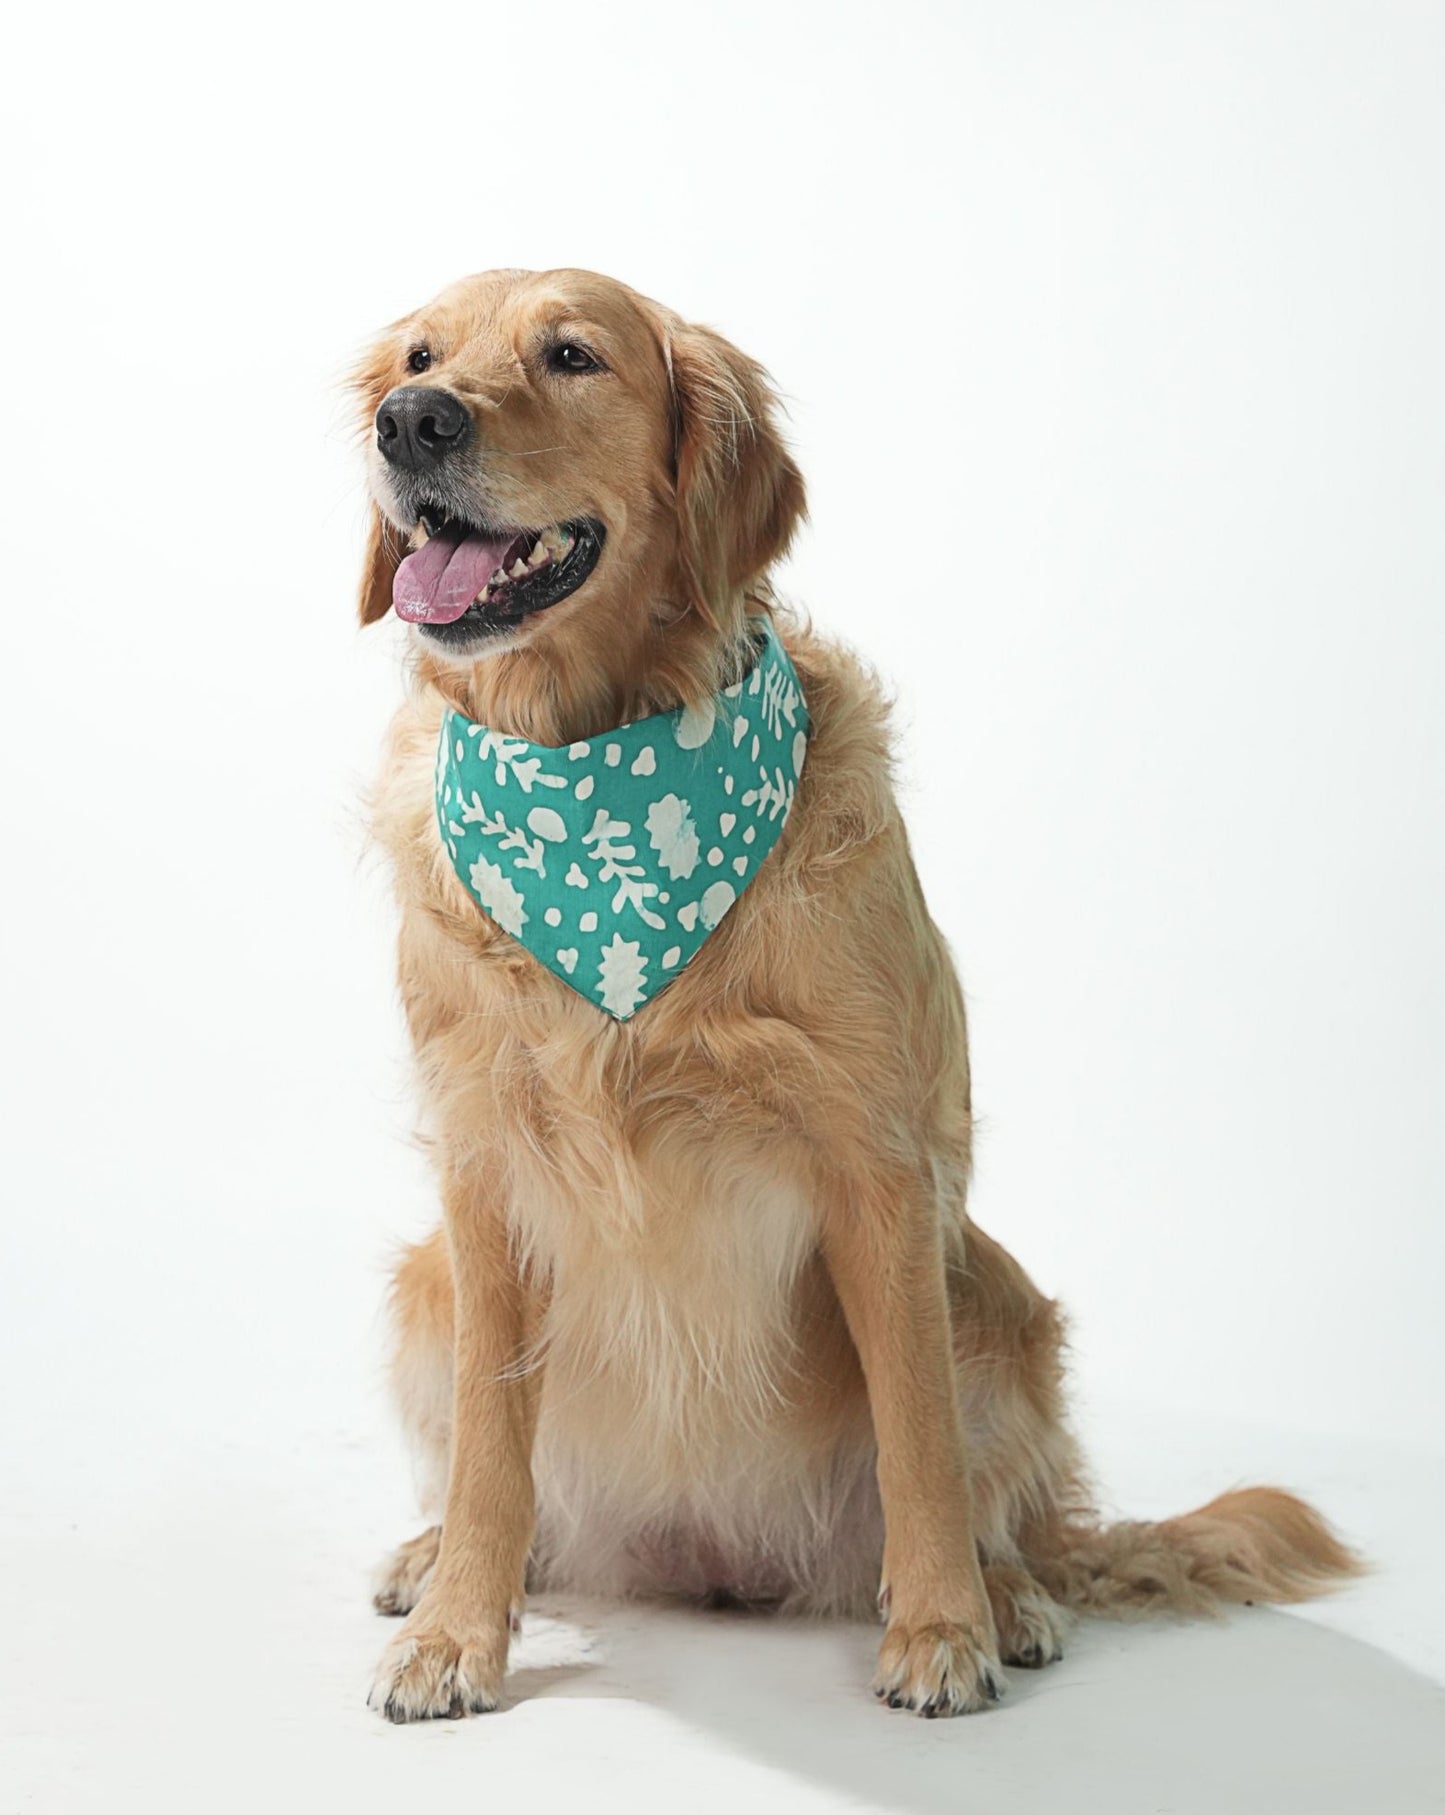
501;1043;875;1601
484;968;830;1459
459;970;851;1593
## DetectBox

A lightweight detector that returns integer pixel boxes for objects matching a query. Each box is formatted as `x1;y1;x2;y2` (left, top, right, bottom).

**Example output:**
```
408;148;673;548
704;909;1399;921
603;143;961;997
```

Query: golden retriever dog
352;268;1358;1722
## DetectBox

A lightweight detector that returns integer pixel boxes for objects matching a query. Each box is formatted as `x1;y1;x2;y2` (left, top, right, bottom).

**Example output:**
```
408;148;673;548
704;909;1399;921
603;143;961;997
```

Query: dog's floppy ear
666;322;806;629
358;506;405;626
348;325;412;627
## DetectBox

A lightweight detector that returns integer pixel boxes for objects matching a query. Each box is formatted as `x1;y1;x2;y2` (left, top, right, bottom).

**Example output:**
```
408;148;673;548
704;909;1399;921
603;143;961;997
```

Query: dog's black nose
375;386;472;471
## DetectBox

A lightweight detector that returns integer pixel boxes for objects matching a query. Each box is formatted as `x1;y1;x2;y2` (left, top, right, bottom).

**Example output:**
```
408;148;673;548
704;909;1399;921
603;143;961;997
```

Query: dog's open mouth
393;512;605;640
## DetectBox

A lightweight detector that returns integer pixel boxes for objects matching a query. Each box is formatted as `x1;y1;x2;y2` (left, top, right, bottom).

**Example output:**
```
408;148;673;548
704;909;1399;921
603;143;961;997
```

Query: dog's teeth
527;540;548;568
509;558;529;579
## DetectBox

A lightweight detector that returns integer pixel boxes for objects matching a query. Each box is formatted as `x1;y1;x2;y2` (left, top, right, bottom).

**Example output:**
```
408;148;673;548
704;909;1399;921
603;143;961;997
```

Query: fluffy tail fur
1031;1486;1364;1617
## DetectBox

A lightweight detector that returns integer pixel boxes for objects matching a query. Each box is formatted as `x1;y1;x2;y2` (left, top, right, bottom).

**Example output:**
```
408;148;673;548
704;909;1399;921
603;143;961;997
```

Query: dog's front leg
821;1164;1003;1717
369;1179;544;1722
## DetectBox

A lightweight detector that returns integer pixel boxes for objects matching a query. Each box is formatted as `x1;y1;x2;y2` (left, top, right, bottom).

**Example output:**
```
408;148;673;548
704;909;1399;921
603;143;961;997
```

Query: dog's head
352;269;804;689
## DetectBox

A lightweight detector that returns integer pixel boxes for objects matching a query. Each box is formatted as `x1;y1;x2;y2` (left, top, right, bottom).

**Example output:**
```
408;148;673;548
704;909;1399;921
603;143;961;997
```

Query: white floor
4;1395;1442;1814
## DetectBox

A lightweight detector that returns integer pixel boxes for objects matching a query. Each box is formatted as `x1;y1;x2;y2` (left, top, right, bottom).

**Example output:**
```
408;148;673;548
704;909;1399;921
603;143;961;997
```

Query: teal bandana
435;617;809;1019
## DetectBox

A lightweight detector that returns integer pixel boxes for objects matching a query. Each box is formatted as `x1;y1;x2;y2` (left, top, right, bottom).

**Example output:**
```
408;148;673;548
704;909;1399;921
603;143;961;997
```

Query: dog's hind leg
942;1220;1077;1670
981;1560;1068;1668
819;1160;1005;1717
373;1525;442;1616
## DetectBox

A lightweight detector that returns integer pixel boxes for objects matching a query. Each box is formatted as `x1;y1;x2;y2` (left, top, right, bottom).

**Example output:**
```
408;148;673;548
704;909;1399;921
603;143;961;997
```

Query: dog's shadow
504;1595;1443;1815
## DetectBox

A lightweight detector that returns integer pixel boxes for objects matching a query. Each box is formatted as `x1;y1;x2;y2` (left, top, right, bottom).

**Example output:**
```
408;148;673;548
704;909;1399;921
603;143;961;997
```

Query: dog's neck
415;596;760;744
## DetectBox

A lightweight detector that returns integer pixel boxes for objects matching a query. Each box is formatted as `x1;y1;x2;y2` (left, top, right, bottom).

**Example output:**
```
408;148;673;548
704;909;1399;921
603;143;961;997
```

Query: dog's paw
372;1526;442;1617
873;1618;1005;1718
367;1614;509;1723
983;1563;1069;1669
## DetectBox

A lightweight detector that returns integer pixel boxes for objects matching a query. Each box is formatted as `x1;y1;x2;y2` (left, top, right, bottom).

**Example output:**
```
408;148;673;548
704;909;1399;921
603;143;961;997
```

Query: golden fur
352;269;1360;1722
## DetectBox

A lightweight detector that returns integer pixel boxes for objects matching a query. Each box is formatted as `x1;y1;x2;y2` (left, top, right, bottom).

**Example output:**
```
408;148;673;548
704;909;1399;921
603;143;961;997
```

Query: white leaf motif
760;661;801;738
473;729;567;793
674;699;716;749
700;880;736;930
596;933;647;1018
582;807;665;929
645;794;701;880
467;856;529;936
458;794;547;876
743;764;795;823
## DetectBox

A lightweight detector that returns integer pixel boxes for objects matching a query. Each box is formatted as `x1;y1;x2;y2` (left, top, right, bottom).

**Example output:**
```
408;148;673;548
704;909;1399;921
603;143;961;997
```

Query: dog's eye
406;347;432;374
548;343;602;375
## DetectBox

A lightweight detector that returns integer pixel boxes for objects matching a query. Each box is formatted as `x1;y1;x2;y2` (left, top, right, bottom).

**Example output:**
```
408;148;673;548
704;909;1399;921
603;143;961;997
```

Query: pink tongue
393;526;515;624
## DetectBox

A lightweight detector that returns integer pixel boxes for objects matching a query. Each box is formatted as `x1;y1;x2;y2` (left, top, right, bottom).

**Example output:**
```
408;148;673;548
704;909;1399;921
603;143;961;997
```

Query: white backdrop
2;2;1443;1805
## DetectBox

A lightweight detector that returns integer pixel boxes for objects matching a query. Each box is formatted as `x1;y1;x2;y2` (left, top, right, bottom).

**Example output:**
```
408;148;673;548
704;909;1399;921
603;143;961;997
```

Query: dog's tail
1030;1486;1364;1617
